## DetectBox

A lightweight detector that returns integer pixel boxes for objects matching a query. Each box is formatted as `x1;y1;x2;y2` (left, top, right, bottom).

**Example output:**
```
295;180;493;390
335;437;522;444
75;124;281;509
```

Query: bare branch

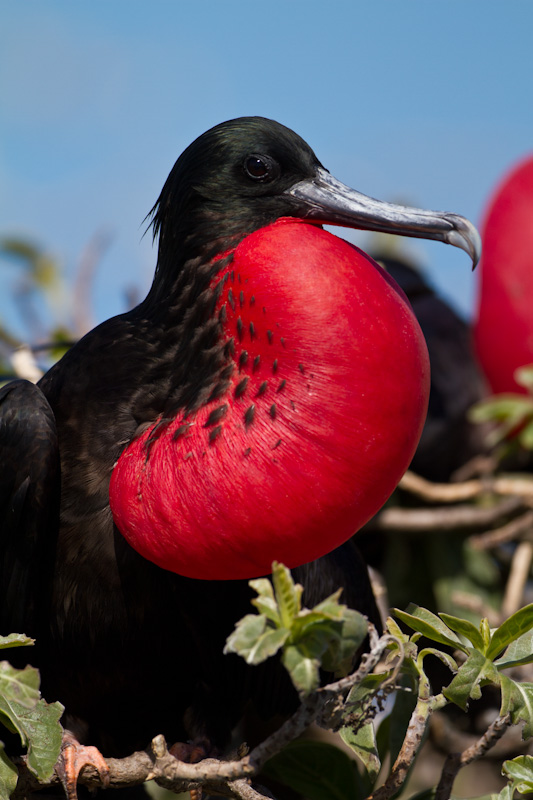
399;470;533;504
430;709;528;760
502;540;533;618
373;497;524;532
469;510;533;550
367;691;440;800
227;779;276;799
434;714;512;800
11;345;43;383
13;630;393;798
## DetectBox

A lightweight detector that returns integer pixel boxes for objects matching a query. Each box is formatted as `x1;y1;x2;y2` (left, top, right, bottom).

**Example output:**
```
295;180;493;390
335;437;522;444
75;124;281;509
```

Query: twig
502;540;533;618
227;779;275;799
399;470;533;504
10;345;43;383
367;685;443;800
373;497;524;532
430;709;527;760
246;625;390;766
434;714;512;800
13;629;391;798
469;510;533;550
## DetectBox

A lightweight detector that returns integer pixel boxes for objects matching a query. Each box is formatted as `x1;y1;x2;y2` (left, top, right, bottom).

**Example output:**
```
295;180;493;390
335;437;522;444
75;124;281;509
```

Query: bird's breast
110;220;429;579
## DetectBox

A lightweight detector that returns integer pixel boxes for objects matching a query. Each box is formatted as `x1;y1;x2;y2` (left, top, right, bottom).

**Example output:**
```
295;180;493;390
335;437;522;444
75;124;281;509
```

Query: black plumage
373;253;488;481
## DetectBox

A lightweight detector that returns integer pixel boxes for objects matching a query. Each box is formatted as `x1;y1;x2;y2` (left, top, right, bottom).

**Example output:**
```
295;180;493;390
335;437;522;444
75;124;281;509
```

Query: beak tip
446;216;482;270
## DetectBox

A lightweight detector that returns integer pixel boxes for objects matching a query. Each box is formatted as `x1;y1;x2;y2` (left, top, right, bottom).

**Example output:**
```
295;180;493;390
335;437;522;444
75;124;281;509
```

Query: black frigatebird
0;118;480;777
474;154;533;395
372;253;488;482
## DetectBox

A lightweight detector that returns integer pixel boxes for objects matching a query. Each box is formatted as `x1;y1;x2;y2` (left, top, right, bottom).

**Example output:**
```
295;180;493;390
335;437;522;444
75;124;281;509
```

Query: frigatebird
474;154;533;394
373;253;487;482
0;118;480;771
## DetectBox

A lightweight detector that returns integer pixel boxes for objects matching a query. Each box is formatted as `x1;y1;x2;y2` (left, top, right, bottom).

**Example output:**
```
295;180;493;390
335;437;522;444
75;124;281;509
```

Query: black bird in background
372;252;488;482
0;118;479;774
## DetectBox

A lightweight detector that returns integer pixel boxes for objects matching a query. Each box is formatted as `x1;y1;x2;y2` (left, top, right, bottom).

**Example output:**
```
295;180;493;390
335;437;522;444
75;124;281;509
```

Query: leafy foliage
470;364;533;451
395;602;533;730
500;755;533;797
0;636;63;799
225;561;368;695
227;578;533;800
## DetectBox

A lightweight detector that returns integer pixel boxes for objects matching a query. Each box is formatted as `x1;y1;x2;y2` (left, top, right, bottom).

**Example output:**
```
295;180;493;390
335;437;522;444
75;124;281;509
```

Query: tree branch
14;628;391;799
399;470;533;504
469;509;533;550
366;687;443;800
502;540;533;618
373;497;524;532
434;714;512;800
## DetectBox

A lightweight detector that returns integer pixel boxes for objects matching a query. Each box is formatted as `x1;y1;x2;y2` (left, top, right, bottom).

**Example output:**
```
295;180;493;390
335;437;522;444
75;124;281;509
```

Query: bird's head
151;117;322;266
150;116;480;281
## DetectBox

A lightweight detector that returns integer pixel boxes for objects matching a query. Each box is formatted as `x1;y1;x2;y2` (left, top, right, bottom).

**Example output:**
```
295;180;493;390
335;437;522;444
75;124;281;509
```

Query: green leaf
224;613;267;655
292;624;337;661
469;396;533;422
20;698;64;780
438;613;486;651
443;649;500;710
0;694;63;782
502;754;533;794
340;674;388;782
417;647;458;674
500;677;533;739
515;365;533;392
0;745;18;800
291;611;341;641
469;395;533;447
519;420;533;449
385;616;410;644
272;562;302;628
494;787;515;800
0;634;34;650
487;604;533;660
249;578;281;625
322;610;367;676
224;614;289;665
340;720;380;784
0;661;41;708
375;712;391;764
263;740;367;800
495;627;533;669
247;627;291;665
282;644;320;695
312;589;346;619
393;605;465;651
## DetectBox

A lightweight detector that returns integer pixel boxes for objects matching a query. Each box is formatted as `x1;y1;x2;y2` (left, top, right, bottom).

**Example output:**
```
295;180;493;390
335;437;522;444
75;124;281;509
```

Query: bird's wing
0;379;60;637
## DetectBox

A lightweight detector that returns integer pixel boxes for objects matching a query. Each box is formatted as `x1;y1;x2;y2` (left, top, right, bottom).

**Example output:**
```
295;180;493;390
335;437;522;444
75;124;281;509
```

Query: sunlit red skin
109;220;430;580
474;155;533;394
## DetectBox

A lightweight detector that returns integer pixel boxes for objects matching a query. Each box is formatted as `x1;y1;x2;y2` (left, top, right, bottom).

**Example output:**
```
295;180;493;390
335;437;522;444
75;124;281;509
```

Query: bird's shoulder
0;379;59;636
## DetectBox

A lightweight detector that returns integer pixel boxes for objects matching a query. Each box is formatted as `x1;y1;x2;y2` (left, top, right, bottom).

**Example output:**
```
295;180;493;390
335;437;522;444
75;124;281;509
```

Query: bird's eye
244;154;275;181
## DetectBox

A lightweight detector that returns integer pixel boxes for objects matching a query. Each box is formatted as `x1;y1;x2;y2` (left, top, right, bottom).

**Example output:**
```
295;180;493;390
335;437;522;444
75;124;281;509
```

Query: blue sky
1;0;532;341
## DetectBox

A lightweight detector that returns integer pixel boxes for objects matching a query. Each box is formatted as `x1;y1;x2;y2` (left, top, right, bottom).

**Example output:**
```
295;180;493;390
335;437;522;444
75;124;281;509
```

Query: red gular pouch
109;220;429;580
474;156;533;394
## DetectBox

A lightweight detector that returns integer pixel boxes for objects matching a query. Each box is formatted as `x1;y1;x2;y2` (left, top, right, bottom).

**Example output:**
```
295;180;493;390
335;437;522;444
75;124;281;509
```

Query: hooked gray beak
287;167;481;268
